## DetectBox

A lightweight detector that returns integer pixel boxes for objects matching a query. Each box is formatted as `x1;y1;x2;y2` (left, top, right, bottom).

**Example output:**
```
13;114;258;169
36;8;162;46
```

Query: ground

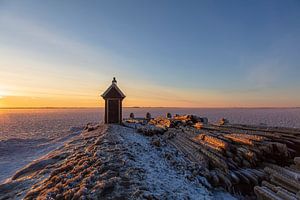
0;124;234;200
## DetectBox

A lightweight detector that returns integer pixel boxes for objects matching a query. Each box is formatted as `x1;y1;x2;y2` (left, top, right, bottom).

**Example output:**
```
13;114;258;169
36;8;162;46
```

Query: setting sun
0;89;8;107
0;90;5;99
0;89;8;99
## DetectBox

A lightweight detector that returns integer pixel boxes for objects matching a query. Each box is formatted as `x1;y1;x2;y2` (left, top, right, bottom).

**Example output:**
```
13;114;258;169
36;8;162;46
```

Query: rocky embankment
124;114;300;199
0;123;233;200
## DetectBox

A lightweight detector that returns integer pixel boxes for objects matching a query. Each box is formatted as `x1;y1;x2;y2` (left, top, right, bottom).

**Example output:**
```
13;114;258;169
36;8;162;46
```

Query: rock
166;113;172;118
129;113;135;119
219;118;229;125
151;137;161;147
193;122;204;129
149;117;173;128
146;112;152;120
137;125;166;136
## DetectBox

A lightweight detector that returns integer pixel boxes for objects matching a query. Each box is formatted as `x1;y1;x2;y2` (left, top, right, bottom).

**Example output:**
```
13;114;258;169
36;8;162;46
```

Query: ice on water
0;107;299;183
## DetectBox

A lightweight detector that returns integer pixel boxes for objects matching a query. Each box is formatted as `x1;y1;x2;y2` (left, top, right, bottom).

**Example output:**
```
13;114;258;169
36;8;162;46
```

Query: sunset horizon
1;76;299;108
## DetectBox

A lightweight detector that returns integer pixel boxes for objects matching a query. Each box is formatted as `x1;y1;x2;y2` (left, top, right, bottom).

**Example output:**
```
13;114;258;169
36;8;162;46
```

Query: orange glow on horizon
0;96;101;108
0;94;298;108
0;78;299;108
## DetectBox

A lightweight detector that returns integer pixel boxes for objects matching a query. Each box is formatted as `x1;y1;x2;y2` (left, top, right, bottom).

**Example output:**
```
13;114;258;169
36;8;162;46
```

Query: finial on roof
112;77;117;84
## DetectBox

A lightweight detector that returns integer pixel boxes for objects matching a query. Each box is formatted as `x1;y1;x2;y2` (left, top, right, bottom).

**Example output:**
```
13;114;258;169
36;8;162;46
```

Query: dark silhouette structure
101;77;126;124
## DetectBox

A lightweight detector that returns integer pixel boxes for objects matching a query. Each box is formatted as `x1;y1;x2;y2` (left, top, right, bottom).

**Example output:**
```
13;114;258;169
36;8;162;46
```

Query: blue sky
0;0;300;107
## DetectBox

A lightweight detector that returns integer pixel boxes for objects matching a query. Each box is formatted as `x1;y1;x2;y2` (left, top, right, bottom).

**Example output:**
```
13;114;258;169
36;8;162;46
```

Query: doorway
108;99;119;123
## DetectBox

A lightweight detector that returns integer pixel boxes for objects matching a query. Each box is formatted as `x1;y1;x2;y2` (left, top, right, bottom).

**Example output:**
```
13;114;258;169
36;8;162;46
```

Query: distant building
101;77;126;124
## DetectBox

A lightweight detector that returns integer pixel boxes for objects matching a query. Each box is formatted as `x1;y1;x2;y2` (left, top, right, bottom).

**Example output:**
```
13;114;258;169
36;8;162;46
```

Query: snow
115;125;236;200
0;126;83;183
0;124;236;199
0;107;299;183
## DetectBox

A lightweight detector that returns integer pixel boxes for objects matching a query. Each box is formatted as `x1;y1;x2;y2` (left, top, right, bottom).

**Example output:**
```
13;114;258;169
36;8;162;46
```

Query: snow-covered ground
0;124;236;199
1;108;300;140
119;125;211;199
0;127;83;183
116;125;235;199
1;108;299;186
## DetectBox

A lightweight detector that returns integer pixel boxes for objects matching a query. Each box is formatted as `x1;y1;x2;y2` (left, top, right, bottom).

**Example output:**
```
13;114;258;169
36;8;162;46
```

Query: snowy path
115;125;235;200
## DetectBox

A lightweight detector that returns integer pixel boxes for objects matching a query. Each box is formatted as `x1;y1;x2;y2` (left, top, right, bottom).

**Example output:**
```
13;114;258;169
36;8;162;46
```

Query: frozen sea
0;107;300;183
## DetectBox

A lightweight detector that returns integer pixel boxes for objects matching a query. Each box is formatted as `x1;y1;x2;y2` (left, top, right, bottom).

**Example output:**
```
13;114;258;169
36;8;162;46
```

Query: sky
0;0;300;108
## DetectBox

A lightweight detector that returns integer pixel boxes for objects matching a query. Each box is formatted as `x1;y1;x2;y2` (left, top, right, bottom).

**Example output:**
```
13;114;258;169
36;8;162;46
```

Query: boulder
219;118;229;125
194;122;204;129
137;125;166;136
166;113;172;118
129;113;135;119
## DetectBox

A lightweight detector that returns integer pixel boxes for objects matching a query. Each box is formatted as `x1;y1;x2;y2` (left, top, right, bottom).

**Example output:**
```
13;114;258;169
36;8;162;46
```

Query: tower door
108;99;120;123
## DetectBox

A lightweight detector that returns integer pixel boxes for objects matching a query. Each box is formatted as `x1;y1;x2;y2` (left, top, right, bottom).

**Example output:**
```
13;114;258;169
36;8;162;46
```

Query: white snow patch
116;126;236;200
0;126;83;183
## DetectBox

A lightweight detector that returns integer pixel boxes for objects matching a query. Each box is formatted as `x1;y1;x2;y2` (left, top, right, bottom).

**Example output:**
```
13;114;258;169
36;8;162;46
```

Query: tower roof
101;77;126;99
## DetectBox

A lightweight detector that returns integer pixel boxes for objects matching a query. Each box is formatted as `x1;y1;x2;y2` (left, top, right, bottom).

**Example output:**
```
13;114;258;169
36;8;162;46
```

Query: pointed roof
101;77;126;99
